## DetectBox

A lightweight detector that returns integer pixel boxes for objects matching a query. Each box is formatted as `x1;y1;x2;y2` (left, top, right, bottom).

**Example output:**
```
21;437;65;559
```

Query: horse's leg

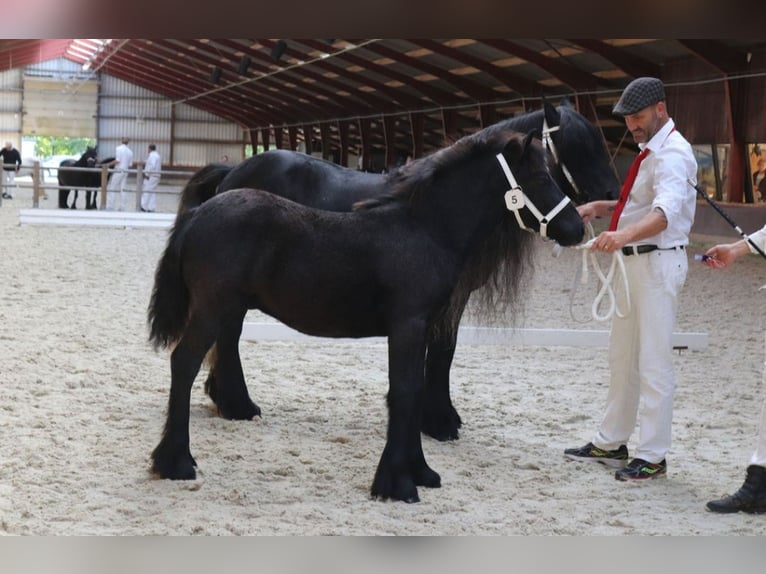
205;310;261;420
421;300;467;441
58;187;69;209
151;315;217;480
421;332;463;441
371;319;441;503
70;190;78;209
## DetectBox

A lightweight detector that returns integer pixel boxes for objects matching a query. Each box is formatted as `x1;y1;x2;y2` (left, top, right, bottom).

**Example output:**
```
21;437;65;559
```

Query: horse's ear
521;131;537;154
543;99;561;127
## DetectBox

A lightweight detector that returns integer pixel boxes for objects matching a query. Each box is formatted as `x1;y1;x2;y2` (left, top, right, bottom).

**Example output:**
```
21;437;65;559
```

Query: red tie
609;148;650;231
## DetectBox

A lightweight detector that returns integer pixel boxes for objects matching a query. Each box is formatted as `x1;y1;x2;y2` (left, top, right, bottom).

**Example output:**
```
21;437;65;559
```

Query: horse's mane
434;205;536;339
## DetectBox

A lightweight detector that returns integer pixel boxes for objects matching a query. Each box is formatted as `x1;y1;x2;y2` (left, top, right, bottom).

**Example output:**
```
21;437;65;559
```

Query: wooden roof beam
567;39;661;79
676;40;750;74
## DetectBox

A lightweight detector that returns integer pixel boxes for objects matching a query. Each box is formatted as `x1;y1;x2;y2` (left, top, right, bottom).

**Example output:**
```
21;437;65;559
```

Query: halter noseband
495;152;572;239
541;117;583;201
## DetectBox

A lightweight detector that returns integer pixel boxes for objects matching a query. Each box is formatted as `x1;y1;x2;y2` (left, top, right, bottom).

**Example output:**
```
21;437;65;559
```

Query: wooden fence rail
0;160;194;210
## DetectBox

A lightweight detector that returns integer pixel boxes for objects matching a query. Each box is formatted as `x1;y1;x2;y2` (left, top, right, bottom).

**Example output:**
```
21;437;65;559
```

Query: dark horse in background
174;100;620;444
58;147;114;210
148;129;584;502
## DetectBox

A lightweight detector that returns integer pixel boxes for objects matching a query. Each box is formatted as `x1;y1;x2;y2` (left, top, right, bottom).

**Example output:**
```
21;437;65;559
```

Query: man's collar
641;118;675;152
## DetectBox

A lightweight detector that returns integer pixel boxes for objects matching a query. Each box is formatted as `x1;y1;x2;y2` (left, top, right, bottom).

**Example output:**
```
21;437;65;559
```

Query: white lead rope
554;223;631;322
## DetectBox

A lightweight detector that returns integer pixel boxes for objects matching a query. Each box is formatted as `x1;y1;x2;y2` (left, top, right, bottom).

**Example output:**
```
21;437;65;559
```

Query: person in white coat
140;144;161;213
703;225;766;514
106;137;133;211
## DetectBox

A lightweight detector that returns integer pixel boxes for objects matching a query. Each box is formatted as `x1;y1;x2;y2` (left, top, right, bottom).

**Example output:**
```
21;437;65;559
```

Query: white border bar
19;208;174;228
241;322;708;350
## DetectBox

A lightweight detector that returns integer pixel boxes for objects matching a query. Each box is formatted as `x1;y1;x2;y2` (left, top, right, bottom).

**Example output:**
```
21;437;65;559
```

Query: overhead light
271;40;287;61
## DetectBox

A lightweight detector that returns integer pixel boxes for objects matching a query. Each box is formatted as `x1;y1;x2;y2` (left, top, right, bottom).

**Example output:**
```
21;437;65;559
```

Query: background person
0;141;22;199
140;144;161;213
106;137;134;211
563;77;698;481
703;226;766;514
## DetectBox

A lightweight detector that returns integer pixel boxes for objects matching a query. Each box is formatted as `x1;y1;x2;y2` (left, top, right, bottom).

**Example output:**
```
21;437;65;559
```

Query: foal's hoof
151;445;197;480
217;399;261;421
371;477;420;503
371;465;441;503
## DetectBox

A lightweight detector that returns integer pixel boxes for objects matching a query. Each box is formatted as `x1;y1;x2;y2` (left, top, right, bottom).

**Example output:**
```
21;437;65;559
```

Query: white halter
542;117;581;199
495;152;572;240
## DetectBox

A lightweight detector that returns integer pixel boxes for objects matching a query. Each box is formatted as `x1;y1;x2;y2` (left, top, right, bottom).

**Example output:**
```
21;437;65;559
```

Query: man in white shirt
140;144;161;213
564;77;698;481
106;137;134;211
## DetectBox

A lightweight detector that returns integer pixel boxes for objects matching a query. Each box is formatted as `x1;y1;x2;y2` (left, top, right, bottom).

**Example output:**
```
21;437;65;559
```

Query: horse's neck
410;157;506;255
504;110;543;133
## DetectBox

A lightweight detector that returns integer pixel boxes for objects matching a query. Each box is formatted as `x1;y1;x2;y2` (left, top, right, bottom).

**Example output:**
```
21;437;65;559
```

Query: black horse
148;129;584;502
58;148;113;210
175;101;619;443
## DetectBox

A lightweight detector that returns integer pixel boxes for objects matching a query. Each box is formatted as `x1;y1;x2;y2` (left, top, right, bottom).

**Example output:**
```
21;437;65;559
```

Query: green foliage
32;136;96;158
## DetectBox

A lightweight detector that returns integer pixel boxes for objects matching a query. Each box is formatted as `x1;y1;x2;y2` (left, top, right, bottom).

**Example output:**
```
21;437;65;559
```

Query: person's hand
590;230;626;253
703;244;736;268
703;237;755;269
576;202;598;224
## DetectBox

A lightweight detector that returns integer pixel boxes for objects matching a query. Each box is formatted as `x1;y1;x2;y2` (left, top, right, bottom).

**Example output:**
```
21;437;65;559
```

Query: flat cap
613;77;666;116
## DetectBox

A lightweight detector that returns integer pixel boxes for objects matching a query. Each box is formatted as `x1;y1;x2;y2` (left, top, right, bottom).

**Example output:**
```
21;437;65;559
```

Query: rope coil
554;223;631;323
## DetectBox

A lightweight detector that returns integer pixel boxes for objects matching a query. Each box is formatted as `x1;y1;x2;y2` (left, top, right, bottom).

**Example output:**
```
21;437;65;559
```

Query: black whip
688;179;766;261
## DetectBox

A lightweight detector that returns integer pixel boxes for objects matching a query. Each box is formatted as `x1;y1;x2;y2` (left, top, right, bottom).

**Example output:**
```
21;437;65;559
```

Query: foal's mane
355;124;540;339
353;126;524;211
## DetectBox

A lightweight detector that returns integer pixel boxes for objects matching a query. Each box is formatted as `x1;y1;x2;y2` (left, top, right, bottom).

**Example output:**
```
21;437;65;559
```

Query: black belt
621;244;685;256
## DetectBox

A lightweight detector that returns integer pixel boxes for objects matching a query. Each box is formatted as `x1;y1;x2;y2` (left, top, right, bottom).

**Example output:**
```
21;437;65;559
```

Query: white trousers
2;169;17;196
593;248;688;463
749;333;766;467
106;171;128;210
140;175;160;212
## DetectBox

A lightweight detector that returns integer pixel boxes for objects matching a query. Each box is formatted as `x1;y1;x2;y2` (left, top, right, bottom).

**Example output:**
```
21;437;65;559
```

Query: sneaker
564;442;629;468
615;458;667;481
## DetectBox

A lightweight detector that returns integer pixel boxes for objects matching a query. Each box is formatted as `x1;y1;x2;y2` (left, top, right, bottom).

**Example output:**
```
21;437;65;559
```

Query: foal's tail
176;163;233;216
147;209;195;350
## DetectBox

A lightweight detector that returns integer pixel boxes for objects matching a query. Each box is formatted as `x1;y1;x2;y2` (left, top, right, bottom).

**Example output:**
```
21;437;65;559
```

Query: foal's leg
205;310;261;420
151;316;216;480
371;320;441;503
421;331;463;441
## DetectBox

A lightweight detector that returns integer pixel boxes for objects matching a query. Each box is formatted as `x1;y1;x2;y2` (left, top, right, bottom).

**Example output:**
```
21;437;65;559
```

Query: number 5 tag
504;188;525;211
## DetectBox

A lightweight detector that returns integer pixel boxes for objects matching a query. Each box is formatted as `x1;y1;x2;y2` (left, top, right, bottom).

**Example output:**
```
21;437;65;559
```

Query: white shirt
618;119;698;248
145;150;161;176
114;143;134;171
748;224;766;253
